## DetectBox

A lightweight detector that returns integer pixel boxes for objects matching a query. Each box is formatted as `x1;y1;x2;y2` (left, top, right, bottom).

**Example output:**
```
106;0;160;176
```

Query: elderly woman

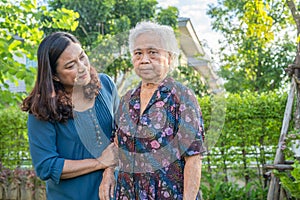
102;21;206;200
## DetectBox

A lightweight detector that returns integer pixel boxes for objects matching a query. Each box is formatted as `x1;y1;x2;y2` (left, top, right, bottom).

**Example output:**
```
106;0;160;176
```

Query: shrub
0;106;30;169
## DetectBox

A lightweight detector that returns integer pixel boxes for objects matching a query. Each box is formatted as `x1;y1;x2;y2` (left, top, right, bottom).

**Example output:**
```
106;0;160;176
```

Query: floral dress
115;77;205;200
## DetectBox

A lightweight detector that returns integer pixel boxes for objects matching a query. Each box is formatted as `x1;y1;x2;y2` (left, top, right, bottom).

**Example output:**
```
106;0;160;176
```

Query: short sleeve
27;114;64;184
176;87;206;157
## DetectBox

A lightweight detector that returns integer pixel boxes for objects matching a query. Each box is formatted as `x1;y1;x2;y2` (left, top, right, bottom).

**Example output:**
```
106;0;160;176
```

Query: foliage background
0;91;288;199
207;0;296;93
0;0;79;108
1;0;299;199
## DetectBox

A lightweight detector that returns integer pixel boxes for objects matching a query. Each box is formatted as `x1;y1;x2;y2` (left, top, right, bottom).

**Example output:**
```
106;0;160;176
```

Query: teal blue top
27;74;119;200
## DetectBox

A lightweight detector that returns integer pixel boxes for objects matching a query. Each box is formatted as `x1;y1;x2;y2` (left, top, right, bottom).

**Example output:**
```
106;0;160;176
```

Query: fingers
110;181;116;199
107;168;116;199
113;135;119;147
99;183;110;200
99;169;116;200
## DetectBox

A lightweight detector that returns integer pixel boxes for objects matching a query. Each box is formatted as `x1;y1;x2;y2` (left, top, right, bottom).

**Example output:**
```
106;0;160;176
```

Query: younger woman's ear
53;76;60;82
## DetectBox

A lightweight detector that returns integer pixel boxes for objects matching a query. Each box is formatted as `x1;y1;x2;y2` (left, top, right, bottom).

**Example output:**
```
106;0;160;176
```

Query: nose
141;53;150;64
78;61;86;73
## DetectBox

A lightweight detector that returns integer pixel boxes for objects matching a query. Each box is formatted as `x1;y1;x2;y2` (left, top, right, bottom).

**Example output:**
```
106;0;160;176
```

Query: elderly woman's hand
96;143;118;168
99;167;116;200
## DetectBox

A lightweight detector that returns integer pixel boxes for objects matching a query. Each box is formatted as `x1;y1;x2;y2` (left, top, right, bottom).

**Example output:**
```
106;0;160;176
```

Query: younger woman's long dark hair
21;32;100;123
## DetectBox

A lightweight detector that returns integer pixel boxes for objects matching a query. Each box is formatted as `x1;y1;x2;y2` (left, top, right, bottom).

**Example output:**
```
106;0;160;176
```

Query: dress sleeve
177;88;206;157
27;114;64;184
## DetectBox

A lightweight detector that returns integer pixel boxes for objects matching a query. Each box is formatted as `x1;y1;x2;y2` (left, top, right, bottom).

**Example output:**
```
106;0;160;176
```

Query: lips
78;73;88;79
139;69;153;74
139;64;152;70
74;73;88;83
139;68;153;72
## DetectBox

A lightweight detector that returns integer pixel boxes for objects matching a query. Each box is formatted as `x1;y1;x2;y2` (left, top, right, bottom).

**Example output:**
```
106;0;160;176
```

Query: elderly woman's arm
183;154;202;200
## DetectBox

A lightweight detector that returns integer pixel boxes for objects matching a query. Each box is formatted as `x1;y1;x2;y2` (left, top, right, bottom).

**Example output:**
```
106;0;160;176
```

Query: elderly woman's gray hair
128;21;180;70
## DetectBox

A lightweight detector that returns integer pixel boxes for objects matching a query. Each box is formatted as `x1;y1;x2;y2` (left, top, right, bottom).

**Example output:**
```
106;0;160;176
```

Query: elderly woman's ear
168;52;172;66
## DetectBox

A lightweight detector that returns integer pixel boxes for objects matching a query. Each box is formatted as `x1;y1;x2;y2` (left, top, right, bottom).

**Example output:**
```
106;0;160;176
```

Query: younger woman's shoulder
99;73;114;84
99;73;116;90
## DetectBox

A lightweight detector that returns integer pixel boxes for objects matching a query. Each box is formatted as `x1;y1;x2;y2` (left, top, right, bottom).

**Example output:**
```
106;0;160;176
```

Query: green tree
46;0;170;47
171;65;209;97
0;0;79;108
46;0;115;47
156;6;179;28
207;0;296;93
45;0;179;92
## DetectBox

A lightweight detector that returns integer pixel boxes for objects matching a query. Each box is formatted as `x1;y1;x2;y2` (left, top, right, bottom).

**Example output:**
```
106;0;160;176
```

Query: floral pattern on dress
115;77;205;200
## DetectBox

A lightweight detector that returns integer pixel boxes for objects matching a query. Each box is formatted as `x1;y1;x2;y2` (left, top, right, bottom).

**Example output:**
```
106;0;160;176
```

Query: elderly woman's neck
140;82;158;114
141;74;167;89
141;82;159;89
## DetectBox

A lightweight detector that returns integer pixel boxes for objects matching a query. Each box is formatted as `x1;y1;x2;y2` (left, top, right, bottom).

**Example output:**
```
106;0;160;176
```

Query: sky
156;0;222;60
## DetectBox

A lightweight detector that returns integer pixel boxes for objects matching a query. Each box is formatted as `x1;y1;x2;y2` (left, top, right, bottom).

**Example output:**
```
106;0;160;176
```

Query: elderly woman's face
132;33;170;84
54;42;91;92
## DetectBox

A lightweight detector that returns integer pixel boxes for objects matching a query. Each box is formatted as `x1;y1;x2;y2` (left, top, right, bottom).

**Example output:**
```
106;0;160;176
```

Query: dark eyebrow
147;46;159;50
133;47;158;52
133;48;142;52
64;50;84;67
64;60;75;67
148;47;159;51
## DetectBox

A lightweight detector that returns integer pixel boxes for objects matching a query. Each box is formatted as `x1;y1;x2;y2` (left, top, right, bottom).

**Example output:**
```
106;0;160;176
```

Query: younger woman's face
54;42;91;92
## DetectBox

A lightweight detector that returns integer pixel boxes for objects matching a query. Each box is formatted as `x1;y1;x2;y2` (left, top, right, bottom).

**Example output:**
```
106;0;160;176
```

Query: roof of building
178;17;223;91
